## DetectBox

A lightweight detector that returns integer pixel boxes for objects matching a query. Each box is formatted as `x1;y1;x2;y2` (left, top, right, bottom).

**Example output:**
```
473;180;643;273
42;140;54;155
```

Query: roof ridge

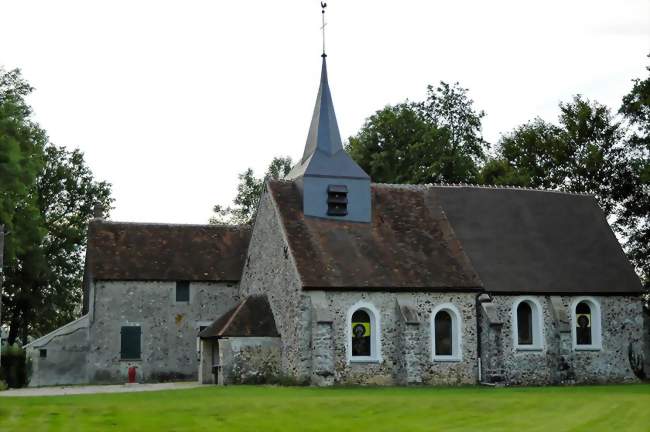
92;220;252;230
371;182;593;197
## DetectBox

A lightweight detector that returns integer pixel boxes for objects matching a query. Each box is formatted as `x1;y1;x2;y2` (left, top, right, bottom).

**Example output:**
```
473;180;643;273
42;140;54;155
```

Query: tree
211;156;292;225
0;68;46;346
347;82;488;184
480;119;564;188
418;81;488;169
0;67;113;345
0;68;45;273
619;60;650;288
3;144;112;345
37;145;112;333
482;96;626;215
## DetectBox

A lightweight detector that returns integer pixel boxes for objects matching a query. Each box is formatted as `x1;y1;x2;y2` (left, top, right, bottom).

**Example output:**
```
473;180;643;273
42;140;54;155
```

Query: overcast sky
2;0;649;224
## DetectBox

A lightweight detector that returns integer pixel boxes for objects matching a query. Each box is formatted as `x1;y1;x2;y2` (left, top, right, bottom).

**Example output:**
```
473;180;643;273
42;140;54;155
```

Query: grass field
0;384;649;432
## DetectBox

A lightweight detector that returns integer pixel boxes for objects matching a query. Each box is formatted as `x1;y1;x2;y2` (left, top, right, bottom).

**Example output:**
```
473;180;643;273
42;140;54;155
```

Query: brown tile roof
86;221;251;282
199;295;279;339
267;180;483;290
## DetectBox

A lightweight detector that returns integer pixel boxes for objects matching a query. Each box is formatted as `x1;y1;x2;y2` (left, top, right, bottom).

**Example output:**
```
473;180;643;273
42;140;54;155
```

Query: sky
1;0;649;224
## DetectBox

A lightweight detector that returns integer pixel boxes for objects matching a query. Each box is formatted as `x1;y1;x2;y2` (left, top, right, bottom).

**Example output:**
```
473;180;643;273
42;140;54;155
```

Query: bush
0;344;28;388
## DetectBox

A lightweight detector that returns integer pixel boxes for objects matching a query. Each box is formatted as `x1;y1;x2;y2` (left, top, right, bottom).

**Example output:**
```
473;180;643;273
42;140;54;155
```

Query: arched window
572;298;602;350
431;304;462;361
512;297;544;350
351;310;371;357
434;311;453;356
517;302;533;345
347;302;381;362
575;302;591;345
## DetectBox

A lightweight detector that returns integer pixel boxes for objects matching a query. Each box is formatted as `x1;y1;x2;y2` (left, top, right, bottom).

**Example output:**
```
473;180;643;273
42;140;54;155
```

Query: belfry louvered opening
327;184;348;216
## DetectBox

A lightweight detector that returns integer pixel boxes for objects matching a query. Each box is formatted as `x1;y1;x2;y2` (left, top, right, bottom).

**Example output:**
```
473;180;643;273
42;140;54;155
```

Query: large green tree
618;61;650;288
347;81;488;184
4;144;113;345
211;156;292;225
0;68;46;345
0;68;45;272
1;68;113;345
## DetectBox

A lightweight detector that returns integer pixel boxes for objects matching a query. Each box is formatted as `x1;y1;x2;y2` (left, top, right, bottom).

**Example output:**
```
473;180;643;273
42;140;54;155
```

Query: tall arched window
572;298;602;350
434;311;452;356
512;297;544;350
517;302;533;345
351;310;371;357
431;304;462;361
575;302;592;345
347;302;381;362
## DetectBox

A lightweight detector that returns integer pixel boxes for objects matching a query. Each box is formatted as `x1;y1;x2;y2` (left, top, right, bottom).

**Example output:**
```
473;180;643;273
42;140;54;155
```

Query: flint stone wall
219;337;281;384
239;191;312;380
88;280;239;383
27;316;90;387
480;295;643;385
308;291;478;386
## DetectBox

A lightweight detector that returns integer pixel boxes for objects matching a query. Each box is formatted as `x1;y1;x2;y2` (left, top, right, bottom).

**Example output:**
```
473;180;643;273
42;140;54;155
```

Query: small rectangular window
327;185;348;216
39;349;47;358
176;281;190;302
120;326;141;360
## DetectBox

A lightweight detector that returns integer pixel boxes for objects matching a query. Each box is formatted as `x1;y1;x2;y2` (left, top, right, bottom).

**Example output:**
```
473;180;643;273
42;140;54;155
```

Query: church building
25;53;647;387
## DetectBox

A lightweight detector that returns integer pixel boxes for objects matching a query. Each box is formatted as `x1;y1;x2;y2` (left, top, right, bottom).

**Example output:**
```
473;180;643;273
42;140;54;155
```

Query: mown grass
0;384;649;432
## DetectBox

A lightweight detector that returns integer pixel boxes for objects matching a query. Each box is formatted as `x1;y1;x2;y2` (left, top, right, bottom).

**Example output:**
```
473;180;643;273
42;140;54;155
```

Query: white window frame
511;297;545;351
431;303;462;362
346;301;382;363
571;297;602;351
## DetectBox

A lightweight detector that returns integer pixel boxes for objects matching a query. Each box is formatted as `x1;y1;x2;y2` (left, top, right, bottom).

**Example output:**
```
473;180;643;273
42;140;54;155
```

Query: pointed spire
301;56;343;163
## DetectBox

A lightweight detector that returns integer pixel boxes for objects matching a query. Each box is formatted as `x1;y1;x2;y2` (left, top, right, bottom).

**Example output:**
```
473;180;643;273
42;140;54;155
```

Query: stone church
26;55;648;387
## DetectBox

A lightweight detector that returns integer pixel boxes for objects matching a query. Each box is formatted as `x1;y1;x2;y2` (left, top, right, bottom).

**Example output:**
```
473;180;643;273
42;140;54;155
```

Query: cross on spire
321;2;327;57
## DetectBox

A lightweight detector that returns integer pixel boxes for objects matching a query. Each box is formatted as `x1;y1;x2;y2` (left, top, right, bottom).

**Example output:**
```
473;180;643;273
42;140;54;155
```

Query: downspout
476;293;482;384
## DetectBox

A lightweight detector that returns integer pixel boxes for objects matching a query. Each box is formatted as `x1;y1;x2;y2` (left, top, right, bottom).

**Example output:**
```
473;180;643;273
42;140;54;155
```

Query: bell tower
285;3;371;223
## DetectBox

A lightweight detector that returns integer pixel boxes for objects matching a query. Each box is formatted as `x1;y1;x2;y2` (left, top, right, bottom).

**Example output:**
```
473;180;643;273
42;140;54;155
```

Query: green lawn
0;384;649;432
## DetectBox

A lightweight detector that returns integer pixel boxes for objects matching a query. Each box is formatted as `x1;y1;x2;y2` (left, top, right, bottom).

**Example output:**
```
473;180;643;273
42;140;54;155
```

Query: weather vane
321;2;327;57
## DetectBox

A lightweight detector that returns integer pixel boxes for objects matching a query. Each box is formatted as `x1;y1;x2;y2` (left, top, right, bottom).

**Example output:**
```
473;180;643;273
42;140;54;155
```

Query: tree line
214;58;649;289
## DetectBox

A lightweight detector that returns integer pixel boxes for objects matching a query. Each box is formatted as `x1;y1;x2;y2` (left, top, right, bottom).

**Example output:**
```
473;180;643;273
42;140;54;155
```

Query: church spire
301;56;343;163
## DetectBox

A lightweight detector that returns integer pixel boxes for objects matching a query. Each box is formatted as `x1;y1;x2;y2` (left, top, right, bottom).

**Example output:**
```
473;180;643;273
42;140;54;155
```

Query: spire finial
320;2;328;57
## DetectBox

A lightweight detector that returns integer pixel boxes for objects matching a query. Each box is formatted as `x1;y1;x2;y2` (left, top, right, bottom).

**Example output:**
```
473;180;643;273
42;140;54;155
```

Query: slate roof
267;180;483;290
86;221;251;282
268;181;643;294
199;295;279;339
434;186;643;294
286;57;369;181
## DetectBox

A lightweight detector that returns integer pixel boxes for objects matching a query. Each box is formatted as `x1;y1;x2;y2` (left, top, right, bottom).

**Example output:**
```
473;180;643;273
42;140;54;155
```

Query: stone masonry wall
307;291;479;386
88;281;239;383
239;190;311;381
219;337;282;385
482;295;643;385
27;316;90;387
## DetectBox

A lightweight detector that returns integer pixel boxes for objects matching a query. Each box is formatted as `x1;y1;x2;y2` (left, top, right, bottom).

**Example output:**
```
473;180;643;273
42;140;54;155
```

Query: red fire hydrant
127;366;137;384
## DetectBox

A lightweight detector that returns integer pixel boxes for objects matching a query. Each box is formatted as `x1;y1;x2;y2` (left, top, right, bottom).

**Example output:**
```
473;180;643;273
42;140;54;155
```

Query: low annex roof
199;295;279;339
86;221;251;282
267;180;483;291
